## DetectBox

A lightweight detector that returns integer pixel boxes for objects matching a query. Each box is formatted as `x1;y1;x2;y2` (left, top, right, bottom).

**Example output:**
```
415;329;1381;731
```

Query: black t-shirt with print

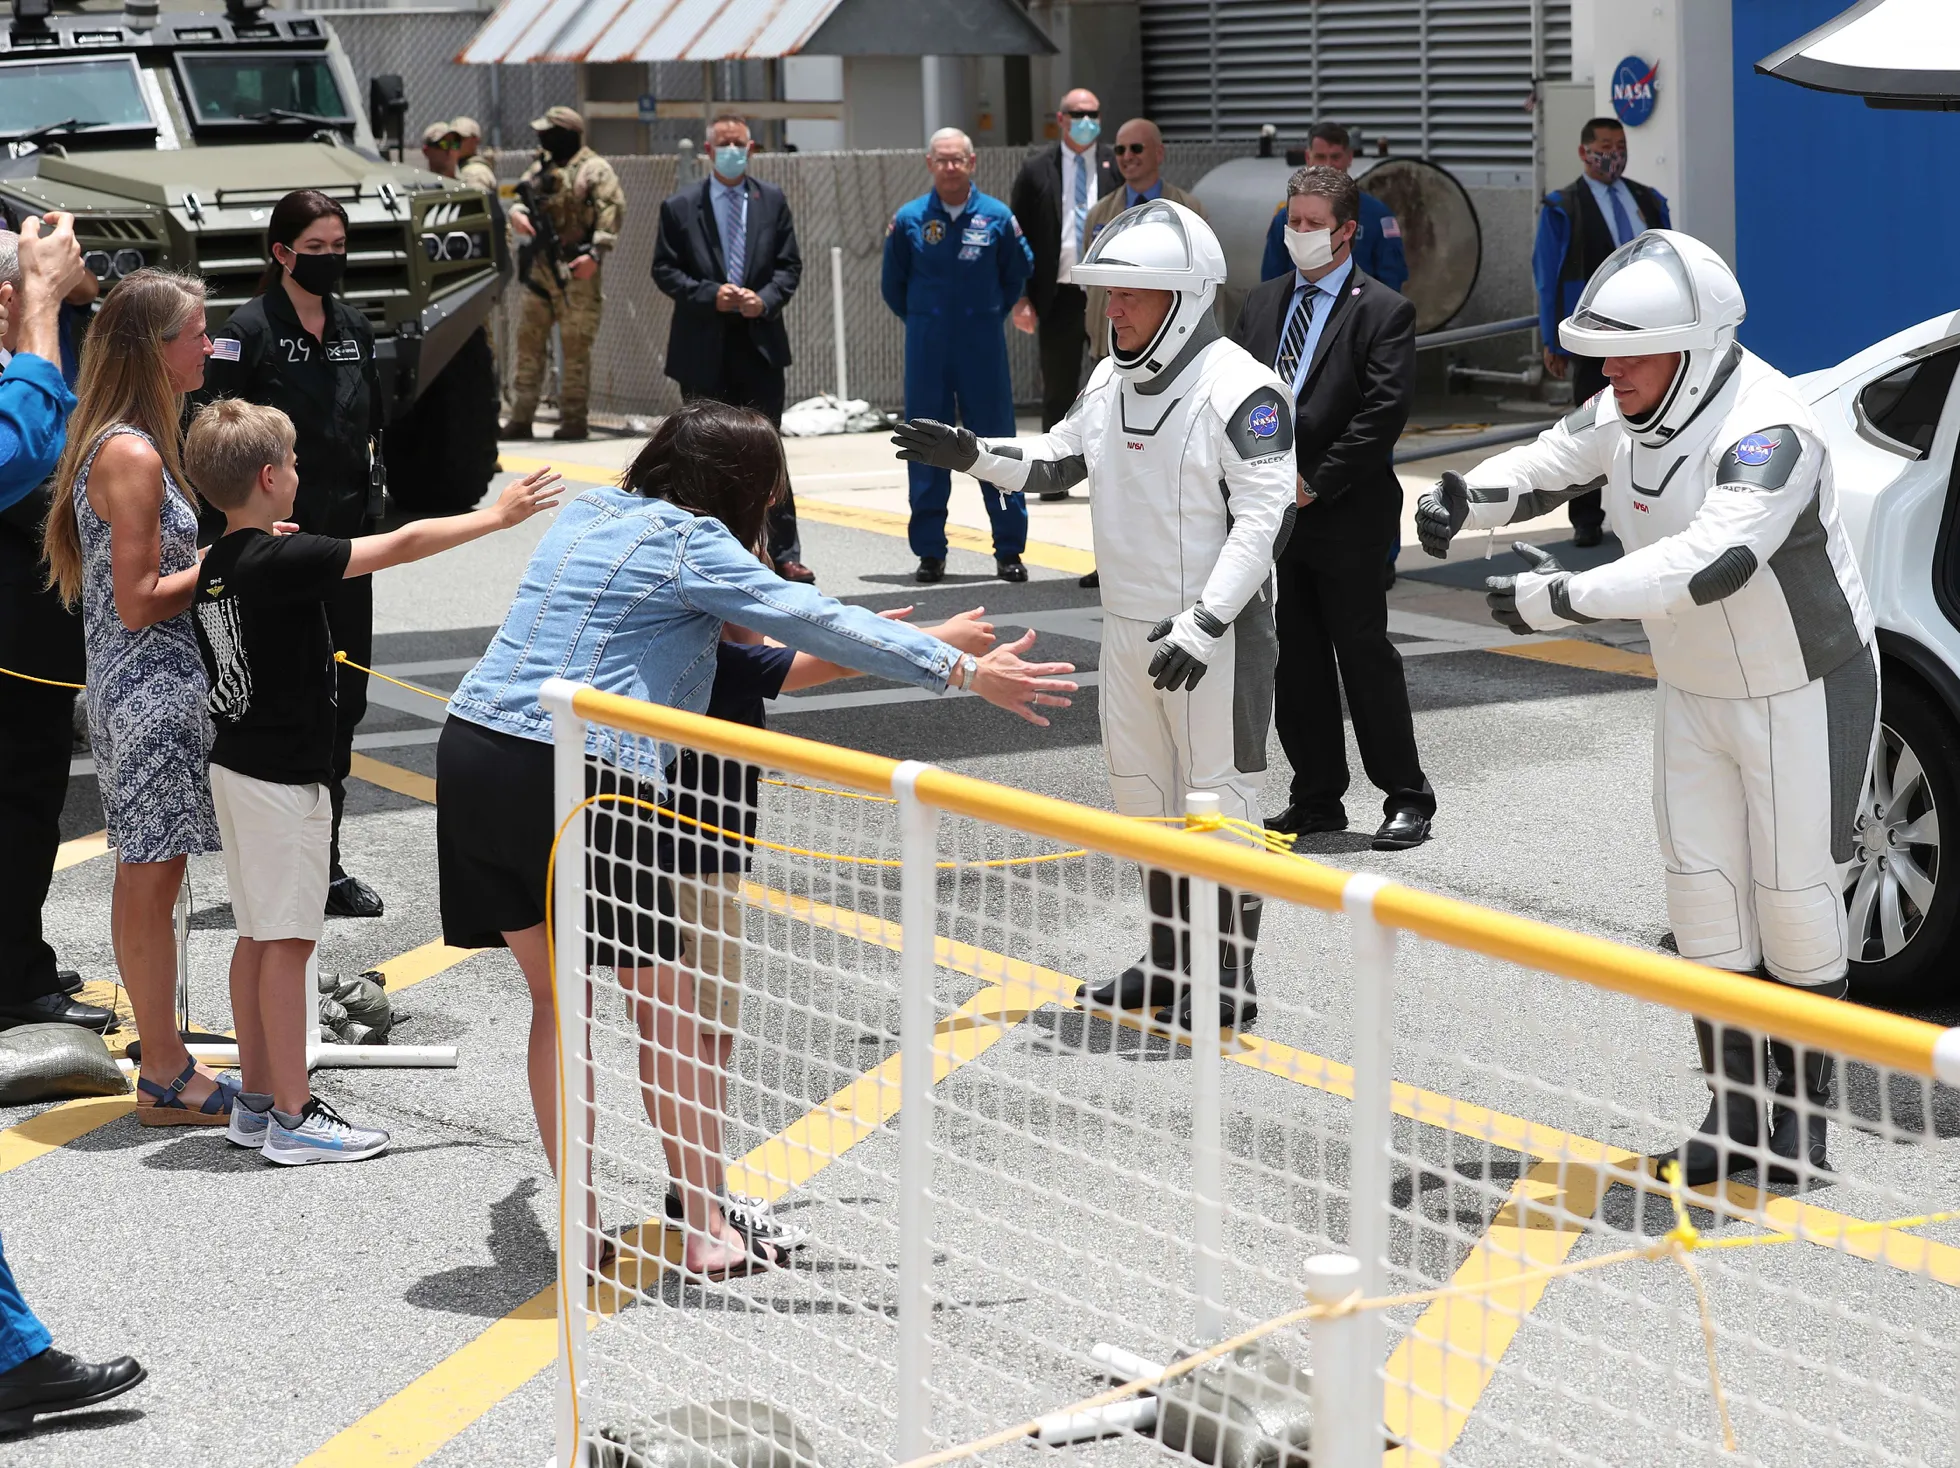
193;528;352;785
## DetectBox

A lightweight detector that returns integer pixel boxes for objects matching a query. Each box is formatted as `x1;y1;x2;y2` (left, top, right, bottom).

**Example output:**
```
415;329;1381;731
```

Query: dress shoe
915;557;945;585
1571;524;1603;549
500;421;532;440
1079;569;1100;589
553;424;589;442
996;555;1027;583
774;560;817;585
1038;488;1070;502
1372;809;1431;850
1267;803;1347;837
325;874;385;918
56;969;82;996
0;1347;146;1433
0;991;115;1034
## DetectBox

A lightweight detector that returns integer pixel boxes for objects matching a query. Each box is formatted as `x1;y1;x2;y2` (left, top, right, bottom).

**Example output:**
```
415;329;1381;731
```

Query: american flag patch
1380;215;1401;239
210;337;242;362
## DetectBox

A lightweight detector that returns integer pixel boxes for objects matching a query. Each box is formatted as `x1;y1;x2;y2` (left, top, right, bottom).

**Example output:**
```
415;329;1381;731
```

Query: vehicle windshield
178;52;350;126
0;57;154;140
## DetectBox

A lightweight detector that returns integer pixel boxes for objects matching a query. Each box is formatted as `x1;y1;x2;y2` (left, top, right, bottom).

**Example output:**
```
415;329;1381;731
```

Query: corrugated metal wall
1140;0;1571;163
492;142;1247;424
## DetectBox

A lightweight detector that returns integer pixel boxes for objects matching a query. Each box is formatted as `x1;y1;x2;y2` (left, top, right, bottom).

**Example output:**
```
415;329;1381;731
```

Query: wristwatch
951;653;979;690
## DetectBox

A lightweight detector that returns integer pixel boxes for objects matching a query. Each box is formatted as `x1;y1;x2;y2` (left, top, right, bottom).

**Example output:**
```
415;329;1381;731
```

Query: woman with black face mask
194;187;389;920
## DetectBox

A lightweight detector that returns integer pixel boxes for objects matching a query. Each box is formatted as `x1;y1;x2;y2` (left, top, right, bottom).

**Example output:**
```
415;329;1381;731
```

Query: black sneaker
1078;569;1100;589
664;1185;810;1249
325;875;384;918
997;555;1028;583
915;557;945;584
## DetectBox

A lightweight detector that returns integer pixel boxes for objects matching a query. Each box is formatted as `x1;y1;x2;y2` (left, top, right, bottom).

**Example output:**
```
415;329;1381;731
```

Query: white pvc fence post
893;760;940;1462
830;246;849;402
1342;871;1396;1438
1304;1253;1371;1468
541;678;592;1468
1185;790;1226;1341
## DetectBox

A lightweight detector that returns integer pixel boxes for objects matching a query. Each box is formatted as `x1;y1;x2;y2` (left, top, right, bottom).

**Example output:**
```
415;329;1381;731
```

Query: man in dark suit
1531;117;1670;547
1231;166;1433;851
1009;85;1119;491
652;113;813;582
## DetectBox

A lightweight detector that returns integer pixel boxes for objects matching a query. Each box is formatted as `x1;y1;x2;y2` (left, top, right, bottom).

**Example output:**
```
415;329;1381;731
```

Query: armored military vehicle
0;0;505;511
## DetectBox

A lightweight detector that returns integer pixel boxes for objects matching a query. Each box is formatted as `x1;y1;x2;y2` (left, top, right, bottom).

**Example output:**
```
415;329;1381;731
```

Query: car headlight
83;250;113;279
111;248;144;278
421;232;442;262
442;231;473;261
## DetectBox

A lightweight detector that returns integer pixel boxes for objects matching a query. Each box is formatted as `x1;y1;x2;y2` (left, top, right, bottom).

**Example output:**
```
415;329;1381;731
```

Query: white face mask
1284;225;1337;272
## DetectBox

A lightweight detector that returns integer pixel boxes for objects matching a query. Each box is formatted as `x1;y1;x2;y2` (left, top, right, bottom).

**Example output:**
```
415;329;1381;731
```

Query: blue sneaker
227;1095;273;1150
261;1097;390;1166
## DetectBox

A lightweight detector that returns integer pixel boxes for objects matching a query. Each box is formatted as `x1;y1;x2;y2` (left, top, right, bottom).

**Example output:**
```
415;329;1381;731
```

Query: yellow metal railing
566;685;1959;1083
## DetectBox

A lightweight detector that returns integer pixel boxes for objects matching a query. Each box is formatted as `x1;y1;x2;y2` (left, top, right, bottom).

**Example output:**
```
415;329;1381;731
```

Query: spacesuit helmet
1071;199;1228;384
1558;229;1746;444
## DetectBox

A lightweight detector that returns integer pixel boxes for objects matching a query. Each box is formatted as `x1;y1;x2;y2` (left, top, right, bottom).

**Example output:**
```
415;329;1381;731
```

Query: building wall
1731;0;1960;374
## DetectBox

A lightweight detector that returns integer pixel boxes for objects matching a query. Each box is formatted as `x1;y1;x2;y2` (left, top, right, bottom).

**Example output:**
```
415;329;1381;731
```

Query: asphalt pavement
4;444;1958;1468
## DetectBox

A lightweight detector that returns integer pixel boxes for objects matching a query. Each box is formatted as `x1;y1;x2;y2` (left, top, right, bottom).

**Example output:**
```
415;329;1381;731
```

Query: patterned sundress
72;425;221;863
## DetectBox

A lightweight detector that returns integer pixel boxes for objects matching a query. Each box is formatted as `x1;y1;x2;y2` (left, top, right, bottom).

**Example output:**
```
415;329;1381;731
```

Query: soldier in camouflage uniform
503;106;625;442
451;116;499;198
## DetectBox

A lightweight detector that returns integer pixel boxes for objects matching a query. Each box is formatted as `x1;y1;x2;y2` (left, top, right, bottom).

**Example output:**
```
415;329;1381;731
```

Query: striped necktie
1276;284;1316;383
721;186;746;286
1071;155;1088;257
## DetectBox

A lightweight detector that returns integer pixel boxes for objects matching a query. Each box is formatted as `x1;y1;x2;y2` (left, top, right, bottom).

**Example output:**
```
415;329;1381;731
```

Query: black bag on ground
0;1023;129;1105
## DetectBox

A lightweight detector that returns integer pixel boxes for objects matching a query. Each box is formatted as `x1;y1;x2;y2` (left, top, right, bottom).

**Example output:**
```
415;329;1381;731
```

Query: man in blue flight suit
883;127;1035;585
1259;123;1408;292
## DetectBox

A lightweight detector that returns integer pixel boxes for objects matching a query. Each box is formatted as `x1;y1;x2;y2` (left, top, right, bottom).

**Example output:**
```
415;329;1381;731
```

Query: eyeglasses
1063;108;1100;119
1113;143;1149;156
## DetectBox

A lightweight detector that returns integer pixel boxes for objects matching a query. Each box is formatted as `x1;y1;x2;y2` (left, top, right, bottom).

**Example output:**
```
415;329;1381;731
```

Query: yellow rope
0;663;85;690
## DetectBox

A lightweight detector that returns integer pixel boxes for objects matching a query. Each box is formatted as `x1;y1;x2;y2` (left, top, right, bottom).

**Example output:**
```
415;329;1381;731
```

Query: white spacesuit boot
1414;229;1874;1184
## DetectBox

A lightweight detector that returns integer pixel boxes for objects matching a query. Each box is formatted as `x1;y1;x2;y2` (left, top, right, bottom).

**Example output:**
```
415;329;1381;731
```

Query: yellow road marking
350;751;438;803
54;830;109;871
500;452;1097;576
1488;637;1657;679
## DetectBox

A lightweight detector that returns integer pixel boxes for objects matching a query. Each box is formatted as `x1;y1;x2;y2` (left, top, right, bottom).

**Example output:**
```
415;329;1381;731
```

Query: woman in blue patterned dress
42;270;236;1125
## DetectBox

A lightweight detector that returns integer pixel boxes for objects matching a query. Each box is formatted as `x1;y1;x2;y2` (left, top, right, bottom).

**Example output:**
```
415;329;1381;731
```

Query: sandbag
1152;1341;1313;1467
316;973;394;1046
595;1400;815;1468
0;1023;129;1105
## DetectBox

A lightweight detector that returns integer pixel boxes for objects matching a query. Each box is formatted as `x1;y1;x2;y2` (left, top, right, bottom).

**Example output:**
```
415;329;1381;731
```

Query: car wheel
384;326;501;516
1845;677;1957;994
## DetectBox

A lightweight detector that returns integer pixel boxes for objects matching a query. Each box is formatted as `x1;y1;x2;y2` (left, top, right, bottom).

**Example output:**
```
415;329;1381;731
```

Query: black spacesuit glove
1484;542;1573;635
1414;471;1470;559
891;419;979;473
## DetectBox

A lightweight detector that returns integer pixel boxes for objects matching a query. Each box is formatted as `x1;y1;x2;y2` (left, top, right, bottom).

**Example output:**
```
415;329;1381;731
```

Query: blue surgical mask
713;144;749;180
1067;115;1101;147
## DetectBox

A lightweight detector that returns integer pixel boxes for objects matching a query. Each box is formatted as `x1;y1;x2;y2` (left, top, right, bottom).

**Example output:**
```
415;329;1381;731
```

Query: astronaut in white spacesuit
893;200;1296;1031
1417;229;1874;1185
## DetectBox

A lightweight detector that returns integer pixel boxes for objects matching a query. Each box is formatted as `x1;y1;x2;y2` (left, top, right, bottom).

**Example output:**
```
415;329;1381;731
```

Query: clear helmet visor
1568;233;1699;337
1079;200;1195;273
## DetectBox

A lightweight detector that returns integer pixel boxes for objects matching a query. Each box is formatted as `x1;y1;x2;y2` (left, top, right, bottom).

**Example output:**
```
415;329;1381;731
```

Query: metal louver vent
1141;0;1571;167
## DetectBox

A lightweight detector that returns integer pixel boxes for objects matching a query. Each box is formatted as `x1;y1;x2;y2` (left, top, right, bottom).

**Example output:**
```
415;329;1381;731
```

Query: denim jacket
449;485;958;761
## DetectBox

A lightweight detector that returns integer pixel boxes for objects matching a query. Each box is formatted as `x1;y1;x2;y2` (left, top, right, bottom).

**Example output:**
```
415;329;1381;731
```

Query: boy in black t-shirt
183;399;561;1166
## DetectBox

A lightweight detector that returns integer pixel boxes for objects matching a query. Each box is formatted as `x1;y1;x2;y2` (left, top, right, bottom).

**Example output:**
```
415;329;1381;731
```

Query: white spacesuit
893;201;1295;1029
1417;229;1873;1183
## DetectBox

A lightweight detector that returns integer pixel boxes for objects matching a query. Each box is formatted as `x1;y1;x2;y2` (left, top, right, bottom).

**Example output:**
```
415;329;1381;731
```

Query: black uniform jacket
198;288;383;539
1230;266;1416;553
1009;140;1119;317
651;175;801;389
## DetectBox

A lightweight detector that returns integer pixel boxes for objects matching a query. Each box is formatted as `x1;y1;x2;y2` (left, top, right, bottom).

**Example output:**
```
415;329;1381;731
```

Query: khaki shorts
673;871;747;1035
210;764;331;943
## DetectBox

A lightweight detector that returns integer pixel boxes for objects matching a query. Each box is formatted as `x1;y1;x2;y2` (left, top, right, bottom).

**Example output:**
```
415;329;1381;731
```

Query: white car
1800;310;1960;991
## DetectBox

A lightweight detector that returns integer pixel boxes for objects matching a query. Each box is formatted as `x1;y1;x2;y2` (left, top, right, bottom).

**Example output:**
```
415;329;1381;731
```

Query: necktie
1276;285;1316;384
721;188;746;286
1071;156;1088;258
1606;185;1636;247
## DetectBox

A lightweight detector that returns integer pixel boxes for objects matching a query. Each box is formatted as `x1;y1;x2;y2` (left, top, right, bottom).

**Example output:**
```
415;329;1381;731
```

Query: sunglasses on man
1063;108;1099;119
1112;142;1152;156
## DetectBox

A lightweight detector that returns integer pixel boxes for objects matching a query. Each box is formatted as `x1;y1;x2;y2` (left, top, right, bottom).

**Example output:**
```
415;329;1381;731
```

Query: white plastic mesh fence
548;705;1960;1468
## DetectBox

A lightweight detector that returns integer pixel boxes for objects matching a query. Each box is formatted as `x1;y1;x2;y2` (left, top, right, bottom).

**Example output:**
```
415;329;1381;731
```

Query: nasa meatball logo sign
1246;402;1281;440
1733;433;1780;466
1611;56;1658;127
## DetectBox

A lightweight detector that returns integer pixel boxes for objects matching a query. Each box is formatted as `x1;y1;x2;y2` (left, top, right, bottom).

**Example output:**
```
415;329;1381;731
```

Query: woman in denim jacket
439;400;1074;1280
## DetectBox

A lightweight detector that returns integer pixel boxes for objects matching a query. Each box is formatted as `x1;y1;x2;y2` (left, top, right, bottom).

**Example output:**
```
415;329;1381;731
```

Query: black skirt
435;716;676;965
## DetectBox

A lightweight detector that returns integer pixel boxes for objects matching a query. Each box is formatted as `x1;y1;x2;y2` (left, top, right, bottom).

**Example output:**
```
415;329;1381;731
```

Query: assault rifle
515;165;570;300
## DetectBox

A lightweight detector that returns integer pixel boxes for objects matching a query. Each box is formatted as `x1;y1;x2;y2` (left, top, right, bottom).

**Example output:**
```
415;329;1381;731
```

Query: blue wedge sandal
135;1060;239;1128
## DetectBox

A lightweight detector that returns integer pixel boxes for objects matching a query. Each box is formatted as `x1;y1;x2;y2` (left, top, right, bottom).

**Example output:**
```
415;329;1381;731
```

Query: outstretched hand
1414;471;1470;559
491;466;564;527
1484;541;1570;634
966;628;1076;726
891;419;980;473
